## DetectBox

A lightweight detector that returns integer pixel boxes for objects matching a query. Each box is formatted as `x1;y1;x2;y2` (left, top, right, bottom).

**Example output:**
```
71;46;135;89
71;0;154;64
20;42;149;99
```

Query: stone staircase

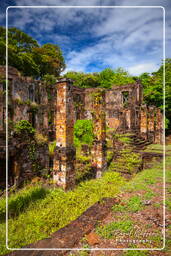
128;133;152;151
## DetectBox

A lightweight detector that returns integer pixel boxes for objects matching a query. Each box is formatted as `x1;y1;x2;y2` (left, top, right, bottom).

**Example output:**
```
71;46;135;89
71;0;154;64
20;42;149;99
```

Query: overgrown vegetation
108;148;141;174
48;140;56;156
14;120;35;136
74;120;94;148
64;67;135;89
0;147;170;254
0;172;125;254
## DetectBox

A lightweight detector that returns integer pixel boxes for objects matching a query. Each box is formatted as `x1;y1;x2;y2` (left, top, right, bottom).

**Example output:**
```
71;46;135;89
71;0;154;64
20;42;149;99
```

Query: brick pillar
125;109;131;130
147;106;155;143
91;90;106;178
140;105;148;140
53;78;76;190
154;108;163;144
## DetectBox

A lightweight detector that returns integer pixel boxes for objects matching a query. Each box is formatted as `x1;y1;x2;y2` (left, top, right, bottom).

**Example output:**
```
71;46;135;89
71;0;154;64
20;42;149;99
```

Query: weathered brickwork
105;83;142;132
140;105;148;140
147;106;155;143
155;108;163;144
53;79;76;190
91;90;106;178
0;66;163;189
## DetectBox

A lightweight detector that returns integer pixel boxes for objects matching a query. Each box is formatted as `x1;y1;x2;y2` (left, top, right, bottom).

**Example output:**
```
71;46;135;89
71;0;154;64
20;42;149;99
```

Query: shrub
48;140;56;156
74;120;94;148
35;132;48;145
14;120;35;135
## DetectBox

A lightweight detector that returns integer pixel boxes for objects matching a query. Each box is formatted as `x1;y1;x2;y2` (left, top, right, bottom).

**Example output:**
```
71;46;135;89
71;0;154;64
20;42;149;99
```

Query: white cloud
127;63;159;75
3;0;171;73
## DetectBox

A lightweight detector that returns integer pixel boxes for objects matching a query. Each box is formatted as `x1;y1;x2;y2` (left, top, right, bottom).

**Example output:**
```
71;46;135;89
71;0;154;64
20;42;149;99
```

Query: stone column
147;106;155;143
125;109;131;130
140;105;148;140
53;78;76;190
91;90;106;178
154;108;163;144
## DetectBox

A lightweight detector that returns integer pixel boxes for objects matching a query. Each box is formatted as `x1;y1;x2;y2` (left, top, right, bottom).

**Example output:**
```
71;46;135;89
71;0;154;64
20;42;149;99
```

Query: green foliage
96;218;133;239
32;43;65;77
74;120;94;148
139;58;171;129
42;74;56;85
97;67;135;88
0;186;48;221
64;68;135;89
48;140;56;156
14;120;35;136
144;191;155;200
64;71;99;88
0;26;65;78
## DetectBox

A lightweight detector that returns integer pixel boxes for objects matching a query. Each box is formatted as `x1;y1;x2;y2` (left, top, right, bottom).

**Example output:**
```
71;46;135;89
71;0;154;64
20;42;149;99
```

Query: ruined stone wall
104;83;142;132
0;66;55;137
140;105;163;144
72;86;85;121
0;66;53;188
0;66;164;190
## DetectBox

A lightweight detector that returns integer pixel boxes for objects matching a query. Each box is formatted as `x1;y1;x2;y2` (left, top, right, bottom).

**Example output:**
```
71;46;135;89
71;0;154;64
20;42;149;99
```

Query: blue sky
0;0;171;75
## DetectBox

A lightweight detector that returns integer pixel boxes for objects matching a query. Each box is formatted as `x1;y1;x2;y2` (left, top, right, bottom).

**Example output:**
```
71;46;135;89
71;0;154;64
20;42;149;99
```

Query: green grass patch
0;171;125;254
144;191;155;200
123;159;164;193
96;218;133;239
0;185;48;221
112;195;143;213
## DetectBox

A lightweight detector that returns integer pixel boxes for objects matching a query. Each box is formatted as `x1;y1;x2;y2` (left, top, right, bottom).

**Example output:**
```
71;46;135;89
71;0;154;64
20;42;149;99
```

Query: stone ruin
0;66;163;190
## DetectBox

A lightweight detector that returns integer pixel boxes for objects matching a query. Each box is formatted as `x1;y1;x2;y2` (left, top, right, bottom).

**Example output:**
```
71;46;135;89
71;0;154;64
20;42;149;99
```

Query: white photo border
6;5;166;251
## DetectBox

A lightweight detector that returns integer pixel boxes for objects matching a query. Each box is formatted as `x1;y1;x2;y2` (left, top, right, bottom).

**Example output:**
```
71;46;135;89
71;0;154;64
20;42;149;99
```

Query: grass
48;140;56;156
108;149;141;174
96;218;133;239
112;195;143;213
0;143;170;254
0;171;125;254
144;191;155;200
122;159;164;193
144;143;171;152
0;186;48;221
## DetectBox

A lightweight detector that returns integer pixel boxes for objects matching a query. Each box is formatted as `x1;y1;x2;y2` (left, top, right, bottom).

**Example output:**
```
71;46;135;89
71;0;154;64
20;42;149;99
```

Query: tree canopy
64;67;135;89
139;58;171;129
0;26;65;78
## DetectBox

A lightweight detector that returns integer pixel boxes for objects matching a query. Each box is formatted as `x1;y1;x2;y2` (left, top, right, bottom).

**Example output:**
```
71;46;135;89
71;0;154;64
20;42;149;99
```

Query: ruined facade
0;66;163;190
